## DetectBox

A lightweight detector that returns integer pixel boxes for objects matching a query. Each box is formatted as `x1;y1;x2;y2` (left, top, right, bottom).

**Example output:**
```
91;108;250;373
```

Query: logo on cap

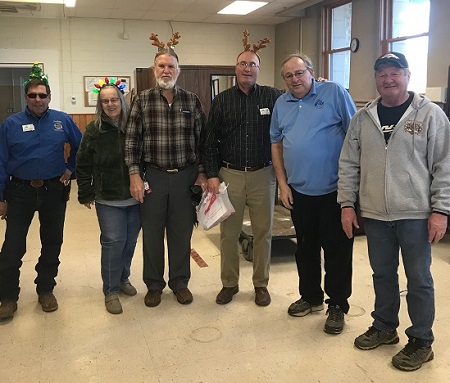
374;51;409;71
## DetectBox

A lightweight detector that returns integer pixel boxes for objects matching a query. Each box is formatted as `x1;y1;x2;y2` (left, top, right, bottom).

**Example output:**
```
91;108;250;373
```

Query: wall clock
350;38;360;52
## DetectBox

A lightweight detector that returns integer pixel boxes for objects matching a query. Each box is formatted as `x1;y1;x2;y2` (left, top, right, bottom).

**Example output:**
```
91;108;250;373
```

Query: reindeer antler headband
242;29;271;53
149;32;181;51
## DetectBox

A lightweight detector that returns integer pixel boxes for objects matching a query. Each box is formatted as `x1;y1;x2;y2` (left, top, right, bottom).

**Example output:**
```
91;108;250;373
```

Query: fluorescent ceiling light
0;0;76;6
218;1;268;15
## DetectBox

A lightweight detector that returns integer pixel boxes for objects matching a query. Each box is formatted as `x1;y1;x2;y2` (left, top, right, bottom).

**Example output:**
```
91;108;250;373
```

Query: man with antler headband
270;53;356;335
202;29;282;307
125;33;206;307
0;63;82;320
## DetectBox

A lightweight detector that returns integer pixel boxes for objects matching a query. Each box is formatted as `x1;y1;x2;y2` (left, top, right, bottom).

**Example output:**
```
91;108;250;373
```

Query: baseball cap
374;52;409;71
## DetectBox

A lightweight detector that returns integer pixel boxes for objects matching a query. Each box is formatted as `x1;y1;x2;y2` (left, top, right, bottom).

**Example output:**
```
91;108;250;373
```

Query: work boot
38;293;58;312
0;301;18;320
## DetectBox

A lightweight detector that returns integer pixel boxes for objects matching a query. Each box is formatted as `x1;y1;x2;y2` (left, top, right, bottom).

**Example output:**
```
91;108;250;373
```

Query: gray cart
239;204;296;261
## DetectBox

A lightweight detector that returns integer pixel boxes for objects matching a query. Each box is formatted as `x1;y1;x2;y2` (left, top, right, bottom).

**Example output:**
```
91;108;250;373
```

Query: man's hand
59;169;72;185
428;212;448;244
207;177;221;194
341;207;359;239
0;201;7;220
130;174;145;203
195;173;208;193
278;184;293;210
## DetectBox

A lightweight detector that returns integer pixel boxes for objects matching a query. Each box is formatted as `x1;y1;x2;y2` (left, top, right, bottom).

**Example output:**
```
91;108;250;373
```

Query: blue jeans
364;218;434;345
95;202;141;296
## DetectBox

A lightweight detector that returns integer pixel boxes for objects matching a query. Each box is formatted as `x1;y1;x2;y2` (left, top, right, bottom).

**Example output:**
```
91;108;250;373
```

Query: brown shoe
105;294;123;314
0;301;18;320
255;287;271;306
120;281;137;296
144;290;162;307
174;288;193;305
38;293;58;312
216;286;239;305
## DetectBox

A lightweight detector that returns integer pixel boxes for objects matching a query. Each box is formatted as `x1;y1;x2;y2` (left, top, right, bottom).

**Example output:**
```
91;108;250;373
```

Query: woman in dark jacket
76;81;140;314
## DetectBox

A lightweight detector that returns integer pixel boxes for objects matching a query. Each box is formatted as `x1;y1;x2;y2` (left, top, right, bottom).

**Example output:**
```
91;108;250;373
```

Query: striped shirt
202;84;283;178
125;85;206;174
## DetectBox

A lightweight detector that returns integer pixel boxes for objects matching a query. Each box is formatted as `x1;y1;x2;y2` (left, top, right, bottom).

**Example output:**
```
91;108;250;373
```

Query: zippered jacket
76;118;132;204
338;92;450;221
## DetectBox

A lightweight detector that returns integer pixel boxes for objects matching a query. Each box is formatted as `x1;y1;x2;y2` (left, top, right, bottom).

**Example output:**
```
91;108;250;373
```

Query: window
323;1;352;89
382;0;430;93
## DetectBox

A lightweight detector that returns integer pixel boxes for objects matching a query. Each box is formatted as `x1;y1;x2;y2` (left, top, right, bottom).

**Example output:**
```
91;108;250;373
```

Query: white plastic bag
196;182;235;230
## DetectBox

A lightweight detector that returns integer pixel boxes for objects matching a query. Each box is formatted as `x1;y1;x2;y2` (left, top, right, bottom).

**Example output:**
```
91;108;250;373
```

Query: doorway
0;65;31;124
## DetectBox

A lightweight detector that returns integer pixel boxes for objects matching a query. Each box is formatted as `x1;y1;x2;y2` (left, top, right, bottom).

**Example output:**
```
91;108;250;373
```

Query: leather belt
222;161;270;172
11;176;60;188
145;162;194;174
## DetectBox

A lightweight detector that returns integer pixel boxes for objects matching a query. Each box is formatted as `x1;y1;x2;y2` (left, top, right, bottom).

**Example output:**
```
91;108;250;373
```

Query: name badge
259;108;270;116
22;124;35;132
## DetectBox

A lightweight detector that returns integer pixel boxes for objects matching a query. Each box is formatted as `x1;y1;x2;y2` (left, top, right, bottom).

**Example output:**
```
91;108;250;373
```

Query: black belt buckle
30;180;44;188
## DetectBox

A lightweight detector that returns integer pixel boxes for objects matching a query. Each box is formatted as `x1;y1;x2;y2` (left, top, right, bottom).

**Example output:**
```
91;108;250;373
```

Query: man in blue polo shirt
0;64;81;321
270;53;356;334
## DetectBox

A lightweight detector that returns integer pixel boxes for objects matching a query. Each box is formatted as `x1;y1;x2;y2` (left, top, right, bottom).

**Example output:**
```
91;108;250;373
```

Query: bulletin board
84;76;131;107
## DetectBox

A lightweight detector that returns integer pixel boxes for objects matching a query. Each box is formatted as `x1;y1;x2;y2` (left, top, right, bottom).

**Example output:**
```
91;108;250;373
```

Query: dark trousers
0;178;67;302
141;165;197;291
290;189;353;313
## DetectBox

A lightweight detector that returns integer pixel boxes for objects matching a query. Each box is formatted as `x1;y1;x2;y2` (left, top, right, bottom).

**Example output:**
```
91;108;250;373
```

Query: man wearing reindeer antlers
125;32;206;307
202;29;282;307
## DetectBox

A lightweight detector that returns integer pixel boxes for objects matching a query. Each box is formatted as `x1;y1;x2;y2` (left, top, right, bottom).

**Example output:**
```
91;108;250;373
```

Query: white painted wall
0;18;275;113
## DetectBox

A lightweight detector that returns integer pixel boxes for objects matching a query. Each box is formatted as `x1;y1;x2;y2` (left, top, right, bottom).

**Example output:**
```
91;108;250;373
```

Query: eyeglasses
100;98;120;105
236;61;259;69
283;69;309;81
27;93;49;99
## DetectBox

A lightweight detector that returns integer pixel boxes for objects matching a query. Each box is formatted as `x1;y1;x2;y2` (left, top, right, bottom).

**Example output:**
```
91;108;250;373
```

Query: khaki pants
218;166;276;287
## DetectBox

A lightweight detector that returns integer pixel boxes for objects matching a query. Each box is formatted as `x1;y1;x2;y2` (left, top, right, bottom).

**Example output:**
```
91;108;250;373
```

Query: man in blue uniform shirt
0;64;82;320
270;53;356;334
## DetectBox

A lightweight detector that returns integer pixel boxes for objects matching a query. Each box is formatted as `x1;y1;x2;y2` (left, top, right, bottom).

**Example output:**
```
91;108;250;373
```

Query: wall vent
0;2;41;14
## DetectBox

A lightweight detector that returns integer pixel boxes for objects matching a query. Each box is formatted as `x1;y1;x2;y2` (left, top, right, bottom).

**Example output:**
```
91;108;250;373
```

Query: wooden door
135;65;236;116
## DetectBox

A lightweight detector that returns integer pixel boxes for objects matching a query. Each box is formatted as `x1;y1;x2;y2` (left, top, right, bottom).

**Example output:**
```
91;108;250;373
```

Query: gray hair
280;52;314;78
95;84;129;132
154;49;179;65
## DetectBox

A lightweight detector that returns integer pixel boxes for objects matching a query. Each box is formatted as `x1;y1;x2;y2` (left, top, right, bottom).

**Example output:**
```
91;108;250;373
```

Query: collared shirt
125;85;206;174
270;80;356;196
0;107;82;200
202;84;283;178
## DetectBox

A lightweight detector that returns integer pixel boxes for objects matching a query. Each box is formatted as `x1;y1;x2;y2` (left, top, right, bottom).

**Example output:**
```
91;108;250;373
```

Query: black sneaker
324;305;344;334
392;338;434;371
287;298;323;317
354;326;399;350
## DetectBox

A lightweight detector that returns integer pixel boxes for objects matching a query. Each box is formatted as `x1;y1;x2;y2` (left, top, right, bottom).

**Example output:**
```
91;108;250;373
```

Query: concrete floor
1;184;449;382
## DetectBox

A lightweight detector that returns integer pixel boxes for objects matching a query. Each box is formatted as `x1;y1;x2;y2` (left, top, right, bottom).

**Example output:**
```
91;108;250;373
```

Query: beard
156;77;177;89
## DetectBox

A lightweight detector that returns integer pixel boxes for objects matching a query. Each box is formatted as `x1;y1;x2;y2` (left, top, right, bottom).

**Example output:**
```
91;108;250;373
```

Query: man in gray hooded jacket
338;52;450;372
